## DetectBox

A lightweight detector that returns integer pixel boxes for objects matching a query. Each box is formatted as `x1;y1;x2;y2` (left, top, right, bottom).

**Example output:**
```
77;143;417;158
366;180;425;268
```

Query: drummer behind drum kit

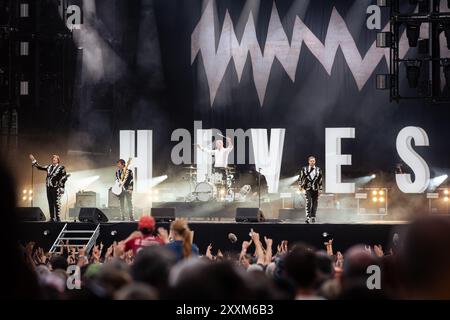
183;166;251;202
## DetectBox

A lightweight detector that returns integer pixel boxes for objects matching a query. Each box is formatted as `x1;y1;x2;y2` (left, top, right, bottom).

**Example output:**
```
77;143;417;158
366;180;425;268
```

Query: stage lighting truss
377;0;450;102
355;188;388;216
426;187;450;215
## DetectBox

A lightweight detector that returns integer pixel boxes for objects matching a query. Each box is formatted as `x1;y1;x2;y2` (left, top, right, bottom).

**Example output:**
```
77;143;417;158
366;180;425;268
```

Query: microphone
228;233;238;243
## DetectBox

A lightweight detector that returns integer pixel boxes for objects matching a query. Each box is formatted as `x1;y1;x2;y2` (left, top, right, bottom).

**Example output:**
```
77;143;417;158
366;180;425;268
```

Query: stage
18;221;408;254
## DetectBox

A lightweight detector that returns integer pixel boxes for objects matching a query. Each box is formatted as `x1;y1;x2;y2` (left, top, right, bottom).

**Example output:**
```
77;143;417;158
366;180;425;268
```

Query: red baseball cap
138;216;155;230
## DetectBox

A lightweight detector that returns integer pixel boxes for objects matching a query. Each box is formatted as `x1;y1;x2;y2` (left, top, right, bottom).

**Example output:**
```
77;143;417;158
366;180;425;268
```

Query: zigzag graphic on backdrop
191;0;421;106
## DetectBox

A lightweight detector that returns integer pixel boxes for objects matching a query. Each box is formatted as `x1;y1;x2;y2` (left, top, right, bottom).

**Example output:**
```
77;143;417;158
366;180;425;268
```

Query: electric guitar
112;158;132;196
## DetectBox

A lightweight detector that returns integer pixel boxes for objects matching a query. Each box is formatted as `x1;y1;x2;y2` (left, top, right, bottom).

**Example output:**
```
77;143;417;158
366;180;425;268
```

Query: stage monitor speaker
152;207;175;222
16;207;46;221
235;208;265;222
107;187;120;208
78;208;109;223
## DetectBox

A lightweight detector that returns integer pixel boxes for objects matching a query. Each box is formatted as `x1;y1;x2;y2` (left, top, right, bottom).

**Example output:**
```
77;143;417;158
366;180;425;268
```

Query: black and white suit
299;166;324;219
32;160;67;221
115;168;134;221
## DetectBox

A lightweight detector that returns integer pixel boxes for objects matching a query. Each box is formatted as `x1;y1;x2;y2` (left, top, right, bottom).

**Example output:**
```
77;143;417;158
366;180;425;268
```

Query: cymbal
183;166;197;170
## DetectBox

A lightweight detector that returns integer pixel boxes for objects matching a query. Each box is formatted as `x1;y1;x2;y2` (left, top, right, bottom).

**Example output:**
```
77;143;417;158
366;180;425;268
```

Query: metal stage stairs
49;223;100;253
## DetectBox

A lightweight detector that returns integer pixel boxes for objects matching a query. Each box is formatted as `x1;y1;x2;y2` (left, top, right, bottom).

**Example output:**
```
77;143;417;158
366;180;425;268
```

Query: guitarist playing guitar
115;158;134;221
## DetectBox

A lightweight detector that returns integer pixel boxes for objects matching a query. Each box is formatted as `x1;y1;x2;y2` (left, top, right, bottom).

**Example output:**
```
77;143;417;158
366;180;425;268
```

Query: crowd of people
14;213;450;300
2;163;450;300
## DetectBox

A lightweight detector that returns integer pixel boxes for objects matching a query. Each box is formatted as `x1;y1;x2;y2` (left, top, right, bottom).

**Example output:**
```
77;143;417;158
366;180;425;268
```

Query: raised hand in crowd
157;227;170;244
264;236;273;265
324;239;333;256
276;240;288;255
125;249;134;264
33;247;47;265
114;241;125;259
373;244;384;258
91;245;101;263
206;243;213;260
105;243;114;262
250;229;265;265
335;251;344;269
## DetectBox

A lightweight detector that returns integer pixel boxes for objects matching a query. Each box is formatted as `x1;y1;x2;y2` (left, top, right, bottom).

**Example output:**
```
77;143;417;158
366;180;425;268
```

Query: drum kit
183;165;249;202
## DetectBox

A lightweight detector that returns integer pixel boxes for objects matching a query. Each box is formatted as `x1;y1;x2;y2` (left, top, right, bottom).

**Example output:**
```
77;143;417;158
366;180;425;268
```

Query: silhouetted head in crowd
170;219;194;258
115;283;158;300
399;216;450;299
315;250;334;282
131;245;176;297
342;245;378;280
244;268;287;300
95;263;132;298
49;254;68;271
0;161;40;299
169;260;256;300
284;243;320;298
338;245;385;299
138;215;156;235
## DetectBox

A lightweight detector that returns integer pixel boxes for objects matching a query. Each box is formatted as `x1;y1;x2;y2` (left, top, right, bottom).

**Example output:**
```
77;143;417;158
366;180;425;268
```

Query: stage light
379;197;385;203
445;189;449;195
22;189;26;194
376;32;392;48
28;196;32;201
405;60;421;88
372;190;378;196
149;175;168;188
354;174;377;186
72;175;100;191
111;230;117;236
429;174;448;191
445;196;449;202
406;21;421;47
379;190;384;196
279;175;300;187
372;197;378;202
377;0;390;7
43;230;50;236
22;196;27;201
28;190;32;194
153;189;159;194
409;0;429;14
376;74;390;90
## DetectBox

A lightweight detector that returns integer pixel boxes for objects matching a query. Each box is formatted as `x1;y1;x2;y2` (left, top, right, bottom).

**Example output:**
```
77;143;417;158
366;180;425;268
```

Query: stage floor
19;221;408;254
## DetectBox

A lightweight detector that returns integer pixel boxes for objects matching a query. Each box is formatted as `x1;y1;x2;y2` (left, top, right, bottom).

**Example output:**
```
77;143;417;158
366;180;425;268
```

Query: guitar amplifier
108;187;120;208
75;191;98;208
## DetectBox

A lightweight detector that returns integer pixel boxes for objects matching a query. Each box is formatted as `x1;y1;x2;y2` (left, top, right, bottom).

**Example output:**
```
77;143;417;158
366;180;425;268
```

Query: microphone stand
257;168;261;210
31;164;34;207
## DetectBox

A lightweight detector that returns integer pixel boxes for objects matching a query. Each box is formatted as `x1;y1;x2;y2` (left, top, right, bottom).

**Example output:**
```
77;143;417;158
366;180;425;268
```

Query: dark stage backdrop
11;0;450;186
151;0;449;177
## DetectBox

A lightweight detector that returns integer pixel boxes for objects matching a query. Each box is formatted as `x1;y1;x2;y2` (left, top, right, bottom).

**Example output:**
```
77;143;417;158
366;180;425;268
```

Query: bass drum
194;182;217;202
